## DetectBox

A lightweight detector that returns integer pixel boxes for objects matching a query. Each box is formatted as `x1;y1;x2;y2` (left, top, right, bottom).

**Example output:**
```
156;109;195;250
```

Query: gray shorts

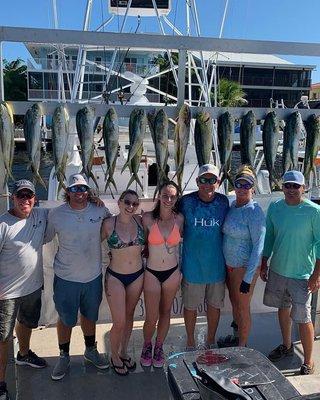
181;279;225;311
0;288;42;342
263;270;312;323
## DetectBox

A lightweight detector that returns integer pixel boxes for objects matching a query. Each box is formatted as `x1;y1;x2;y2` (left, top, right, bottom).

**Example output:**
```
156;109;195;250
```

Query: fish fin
126;172;143;191
89;171;99;192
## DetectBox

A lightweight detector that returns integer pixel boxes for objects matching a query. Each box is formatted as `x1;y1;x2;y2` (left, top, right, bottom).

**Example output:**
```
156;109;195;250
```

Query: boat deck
7;312;320;399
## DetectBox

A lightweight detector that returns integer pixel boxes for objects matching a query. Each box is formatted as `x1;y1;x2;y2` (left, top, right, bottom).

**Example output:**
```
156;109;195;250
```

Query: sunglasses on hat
68;185;88;193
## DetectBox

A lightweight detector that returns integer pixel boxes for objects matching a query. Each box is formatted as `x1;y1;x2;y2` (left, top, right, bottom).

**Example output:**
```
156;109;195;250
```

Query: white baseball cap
67;174;90;189
198;164;220;178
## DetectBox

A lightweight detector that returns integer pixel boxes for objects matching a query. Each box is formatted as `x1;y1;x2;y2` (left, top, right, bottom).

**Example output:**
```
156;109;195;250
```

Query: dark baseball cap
13;179;36;194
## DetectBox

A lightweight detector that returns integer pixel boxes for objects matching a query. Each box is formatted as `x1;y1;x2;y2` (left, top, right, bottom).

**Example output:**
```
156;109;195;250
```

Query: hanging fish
282;111;303;174
147;109;157;146
217;111;234;183
174;104;191;192
194;111;213;166
102;107;119;193
262;111;280;189
303;114;320;185
240;110;256;167
154;109;169;197
23;103;47;189
0;102;15;182
52;105;70;192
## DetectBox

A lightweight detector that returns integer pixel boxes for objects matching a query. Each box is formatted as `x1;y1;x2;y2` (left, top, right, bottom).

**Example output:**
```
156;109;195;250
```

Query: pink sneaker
140;342;152;367
153;343;165;368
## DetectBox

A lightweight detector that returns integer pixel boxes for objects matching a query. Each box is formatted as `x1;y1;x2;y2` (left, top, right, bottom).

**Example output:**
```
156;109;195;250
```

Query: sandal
110;358;128;376
120;356;136;371
300;362;315;375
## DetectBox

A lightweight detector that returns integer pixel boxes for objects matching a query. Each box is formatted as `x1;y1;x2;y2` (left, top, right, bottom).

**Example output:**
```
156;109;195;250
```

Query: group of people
0;162;320;399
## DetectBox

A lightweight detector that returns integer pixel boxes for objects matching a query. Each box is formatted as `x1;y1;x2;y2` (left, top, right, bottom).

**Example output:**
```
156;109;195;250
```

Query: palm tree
216;78;247;107
3;58;27;101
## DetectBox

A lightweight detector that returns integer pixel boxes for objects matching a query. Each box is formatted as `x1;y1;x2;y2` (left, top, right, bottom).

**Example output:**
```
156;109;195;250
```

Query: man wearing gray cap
0;180;47;400
261;170;320;375
178;164;229;350
46;174;111;381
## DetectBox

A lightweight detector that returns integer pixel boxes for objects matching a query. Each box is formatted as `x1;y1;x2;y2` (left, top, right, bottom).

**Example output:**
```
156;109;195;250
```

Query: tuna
23;103;46;188
240;110;256;167
0;102;14;182
52;105;70;192
262;111;280;189
102;107;119;193
76;106;98;190
282;111;303;173
194;111;213;166
303;114;320;184
174;104;191;191
217;111;234;183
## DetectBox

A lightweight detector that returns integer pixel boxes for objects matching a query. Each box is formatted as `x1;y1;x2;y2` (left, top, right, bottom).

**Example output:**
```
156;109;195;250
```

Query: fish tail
89;171;99;191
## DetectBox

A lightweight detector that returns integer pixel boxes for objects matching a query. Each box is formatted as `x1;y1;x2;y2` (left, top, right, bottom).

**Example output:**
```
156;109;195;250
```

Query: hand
307;274;320;293
239;280;250;294
91;196;104;207
260;266;268;282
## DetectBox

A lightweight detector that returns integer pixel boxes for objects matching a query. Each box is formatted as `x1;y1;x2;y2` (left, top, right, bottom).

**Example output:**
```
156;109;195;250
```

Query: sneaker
268;344;294;362
217;335;239;348
153;343;165;368
140;342;152;367
84;343;109;369
0;383;10;400
300;363;315;375
51;351;70;381
16;350;47;368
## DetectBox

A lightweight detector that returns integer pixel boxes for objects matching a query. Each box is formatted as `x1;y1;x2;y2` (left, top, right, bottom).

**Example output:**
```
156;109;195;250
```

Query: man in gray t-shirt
0;180;47;400
46;174;111;381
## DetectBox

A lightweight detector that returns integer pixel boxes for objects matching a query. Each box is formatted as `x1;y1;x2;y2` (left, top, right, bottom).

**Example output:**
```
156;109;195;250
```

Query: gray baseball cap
13;179;36;194
283;170;305;186
67;174;90;189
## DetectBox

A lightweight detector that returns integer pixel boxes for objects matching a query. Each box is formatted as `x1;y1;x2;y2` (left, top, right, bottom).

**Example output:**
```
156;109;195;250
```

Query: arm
43;210;56;244
101;216;113;242
308;209;320;292
142;212;151;259
308;260;320;293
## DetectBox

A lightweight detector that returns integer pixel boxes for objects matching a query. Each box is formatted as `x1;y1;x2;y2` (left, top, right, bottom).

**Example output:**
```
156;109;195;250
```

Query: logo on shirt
33;220;42;229
89;217;102;223
194;217;220;227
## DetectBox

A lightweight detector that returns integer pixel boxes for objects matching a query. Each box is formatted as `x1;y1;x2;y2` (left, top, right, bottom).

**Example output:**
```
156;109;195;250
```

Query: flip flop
120;356;136;371
110;358;128;376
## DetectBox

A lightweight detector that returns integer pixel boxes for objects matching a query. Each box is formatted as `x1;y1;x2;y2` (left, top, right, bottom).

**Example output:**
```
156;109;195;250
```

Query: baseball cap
198;164;220;178
235;166;256;185
13;179;35;194
282;170;305;186
67;174;90;189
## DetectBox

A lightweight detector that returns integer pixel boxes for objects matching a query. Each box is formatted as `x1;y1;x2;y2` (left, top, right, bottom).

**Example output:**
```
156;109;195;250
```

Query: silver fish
262;111;280;189
240;110;256;167
0;102;14;182
282;111;303;173
194;111;213;166
154;109;169;189
303;114;320;184
52;105;70;192
102;107;119;193
174;104;191;191
218;111;234;183
23;103;46;188
76;106;98;190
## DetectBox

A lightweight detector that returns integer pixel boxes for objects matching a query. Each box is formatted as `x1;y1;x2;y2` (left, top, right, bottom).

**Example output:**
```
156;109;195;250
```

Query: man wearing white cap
0;180;47;400
178;164;229;349
46;174;111;380
261;170;320;375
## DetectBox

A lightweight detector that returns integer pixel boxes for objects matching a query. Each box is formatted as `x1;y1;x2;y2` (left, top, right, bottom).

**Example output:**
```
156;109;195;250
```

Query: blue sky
1;0;320;82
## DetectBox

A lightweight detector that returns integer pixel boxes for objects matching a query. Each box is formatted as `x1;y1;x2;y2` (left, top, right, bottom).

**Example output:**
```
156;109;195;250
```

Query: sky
1;0;320;82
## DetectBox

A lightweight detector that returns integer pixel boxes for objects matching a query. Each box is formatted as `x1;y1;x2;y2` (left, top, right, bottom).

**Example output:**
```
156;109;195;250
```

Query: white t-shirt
46;203;110;283
0;208;48;300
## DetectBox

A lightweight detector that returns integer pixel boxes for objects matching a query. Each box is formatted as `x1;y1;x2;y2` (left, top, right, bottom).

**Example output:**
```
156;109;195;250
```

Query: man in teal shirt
261;170;320;375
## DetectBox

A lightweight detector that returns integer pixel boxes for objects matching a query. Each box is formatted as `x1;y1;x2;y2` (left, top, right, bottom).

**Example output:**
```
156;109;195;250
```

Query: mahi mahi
23;103;46;188
217;111;234;183
102;107;119;193
174;104;191;191
194;111;213;166
303;114;320;184
282;111;303;174
240;110;256;167
154;109;169;196
0;102;14;182
262;111;280;189
52;105;70;192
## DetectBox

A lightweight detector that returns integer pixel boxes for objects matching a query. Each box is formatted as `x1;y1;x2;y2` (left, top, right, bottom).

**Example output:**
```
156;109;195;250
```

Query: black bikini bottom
106;267;144;288
145;265;179;284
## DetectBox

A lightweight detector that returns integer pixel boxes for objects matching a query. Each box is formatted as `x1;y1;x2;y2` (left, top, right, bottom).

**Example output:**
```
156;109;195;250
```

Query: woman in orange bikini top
140;181;183;368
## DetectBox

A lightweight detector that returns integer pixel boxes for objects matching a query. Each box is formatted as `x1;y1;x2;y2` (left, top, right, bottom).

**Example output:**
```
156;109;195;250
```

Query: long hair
152;180;180;220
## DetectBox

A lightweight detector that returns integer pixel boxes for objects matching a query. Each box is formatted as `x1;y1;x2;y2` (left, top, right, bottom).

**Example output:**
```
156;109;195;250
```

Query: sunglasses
68;185;88;193
161;194;177;201
15;191;35;200
198;176;218;185
283;183;302;190
234;181;253;190
122;198;139;208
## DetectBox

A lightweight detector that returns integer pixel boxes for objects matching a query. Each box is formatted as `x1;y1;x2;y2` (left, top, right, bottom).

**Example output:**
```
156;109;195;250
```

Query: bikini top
107;216;145;249
148;217;182;247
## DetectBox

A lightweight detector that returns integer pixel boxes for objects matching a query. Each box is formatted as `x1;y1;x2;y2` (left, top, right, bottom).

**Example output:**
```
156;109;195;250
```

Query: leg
157;270;181;343
15;322;32;356
278;308;292;349
120;274;144;359
206;282;225;346
57;318;72;345
299;322;314;366
143;271;161;343
80;315;95;337
206;305;220;345
182;280;203;348
0;341;9;383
